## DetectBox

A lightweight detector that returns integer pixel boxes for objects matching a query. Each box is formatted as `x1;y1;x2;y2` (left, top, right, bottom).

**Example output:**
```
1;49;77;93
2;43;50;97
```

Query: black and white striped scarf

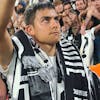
57;35;92;100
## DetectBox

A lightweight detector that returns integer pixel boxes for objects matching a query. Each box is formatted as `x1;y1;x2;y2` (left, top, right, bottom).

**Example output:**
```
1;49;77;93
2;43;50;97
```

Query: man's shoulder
12;30;35;59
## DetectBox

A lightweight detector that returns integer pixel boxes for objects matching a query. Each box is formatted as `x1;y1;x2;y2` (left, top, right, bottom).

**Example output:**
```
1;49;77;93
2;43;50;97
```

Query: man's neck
39;44;56;56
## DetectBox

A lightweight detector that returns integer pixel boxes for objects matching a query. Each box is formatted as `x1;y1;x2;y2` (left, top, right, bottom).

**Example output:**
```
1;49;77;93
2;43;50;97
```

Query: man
75;0;87;15
54;0;64;27
0;1;63;100
78;0;100;64
63;1;80;36
63;1;72;15
85;0;100;64
0;1;100;100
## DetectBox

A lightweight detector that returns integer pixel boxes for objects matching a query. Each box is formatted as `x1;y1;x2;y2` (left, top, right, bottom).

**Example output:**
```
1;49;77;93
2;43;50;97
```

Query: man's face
32;8;61;45
55;4;63;14
76;0;87;12
93;0;100;11
64;4;72;15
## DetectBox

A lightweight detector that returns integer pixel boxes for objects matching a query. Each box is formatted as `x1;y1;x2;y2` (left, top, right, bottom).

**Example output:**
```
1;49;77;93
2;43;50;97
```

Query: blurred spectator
61;1;81;49
15;1;26;15
75;0;87;15
78;0;100;64
13;14;25;31
80;17;100;67
54;0;64;27
63;1;72;15
63;1;80;36
11;1;27;32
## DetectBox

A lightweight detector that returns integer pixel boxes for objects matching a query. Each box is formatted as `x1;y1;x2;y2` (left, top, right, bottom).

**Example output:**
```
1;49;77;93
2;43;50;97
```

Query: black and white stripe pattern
60;36;84;69
59;36;90;99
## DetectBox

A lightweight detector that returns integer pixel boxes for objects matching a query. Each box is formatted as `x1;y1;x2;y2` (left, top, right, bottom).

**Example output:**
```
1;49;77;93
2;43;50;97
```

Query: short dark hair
63;1;72;9
24;2;55;25
75;0;86;4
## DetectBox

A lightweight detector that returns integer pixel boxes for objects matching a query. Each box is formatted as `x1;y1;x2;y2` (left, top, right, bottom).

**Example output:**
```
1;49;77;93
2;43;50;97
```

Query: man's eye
42;17;50;23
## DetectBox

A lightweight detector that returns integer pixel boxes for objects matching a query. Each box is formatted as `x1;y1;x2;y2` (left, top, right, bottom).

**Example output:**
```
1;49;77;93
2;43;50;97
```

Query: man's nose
50;19;60;28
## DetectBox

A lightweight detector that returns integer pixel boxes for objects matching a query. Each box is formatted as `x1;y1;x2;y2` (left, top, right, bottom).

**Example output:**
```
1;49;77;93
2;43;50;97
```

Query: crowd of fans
6;0;100;76
54;0;100;76
0;0;100;99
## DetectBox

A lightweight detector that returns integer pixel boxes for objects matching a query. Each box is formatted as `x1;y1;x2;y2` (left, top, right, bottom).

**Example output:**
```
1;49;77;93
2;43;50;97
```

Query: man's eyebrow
41;15;59;20
42;16;51;19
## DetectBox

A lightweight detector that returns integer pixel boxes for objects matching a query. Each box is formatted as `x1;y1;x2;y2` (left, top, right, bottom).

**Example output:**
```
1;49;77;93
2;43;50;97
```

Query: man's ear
25;25;35;36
